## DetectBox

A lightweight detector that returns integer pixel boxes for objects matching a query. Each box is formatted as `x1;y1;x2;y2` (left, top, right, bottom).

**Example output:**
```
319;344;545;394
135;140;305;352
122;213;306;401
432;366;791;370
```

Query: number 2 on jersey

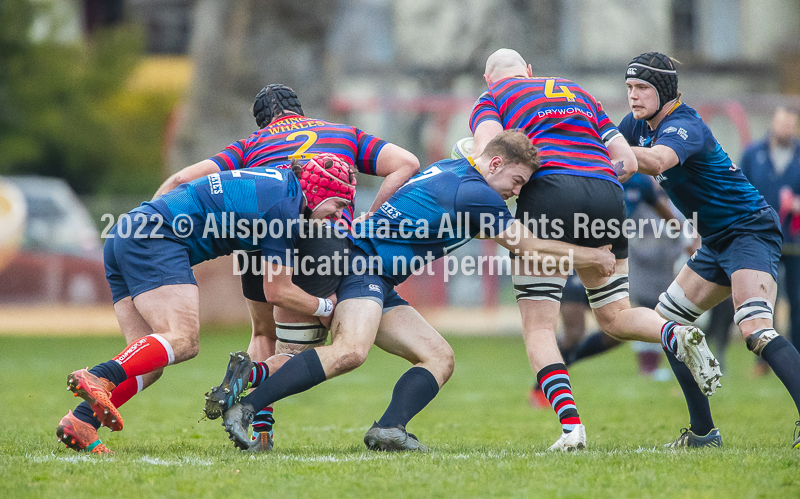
544;79;576;102
287;131;319;160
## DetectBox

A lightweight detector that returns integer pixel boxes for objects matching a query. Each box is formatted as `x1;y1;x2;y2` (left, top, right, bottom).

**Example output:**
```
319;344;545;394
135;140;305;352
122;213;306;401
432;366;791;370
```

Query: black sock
761;336;800;416
665;351;714;435
567;331;621;366
89;360;127;387
73;402;102;429
377;367;440;428
239;349;326;412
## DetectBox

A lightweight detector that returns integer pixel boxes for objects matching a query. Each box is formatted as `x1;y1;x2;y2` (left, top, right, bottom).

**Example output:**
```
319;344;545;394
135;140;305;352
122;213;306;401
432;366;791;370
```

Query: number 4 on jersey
544;79;576;102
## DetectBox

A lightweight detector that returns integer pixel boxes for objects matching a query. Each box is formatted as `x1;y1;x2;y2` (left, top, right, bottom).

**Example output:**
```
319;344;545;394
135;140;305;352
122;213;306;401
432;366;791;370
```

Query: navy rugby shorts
336;248;408;313
104;215;196;303
687;207;782;286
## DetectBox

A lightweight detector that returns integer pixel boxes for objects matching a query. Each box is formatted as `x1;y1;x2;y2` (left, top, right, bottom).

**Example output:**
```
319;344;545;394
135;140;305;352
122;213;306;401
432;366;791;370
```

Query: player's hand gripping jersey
354;157;516;285
136;166;303;266
470;76;622;183
208;115;387;228
618;102;771;238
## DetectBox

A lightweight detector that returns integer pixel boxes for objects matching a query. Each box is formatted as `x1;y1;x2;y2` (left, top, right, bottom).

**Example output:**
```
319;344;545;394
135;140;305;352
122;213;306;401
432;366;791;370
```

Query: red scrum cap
299;153;357;211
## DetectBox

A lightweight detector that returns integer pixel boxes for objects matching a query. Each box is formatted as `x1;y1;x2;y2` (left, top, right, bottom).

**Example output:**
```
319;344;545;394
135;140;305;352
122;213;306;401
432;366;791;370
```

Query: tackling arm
631;144;679;176
263;262;337;328
359;144;420;220
490;220;616;276
153;159;221;199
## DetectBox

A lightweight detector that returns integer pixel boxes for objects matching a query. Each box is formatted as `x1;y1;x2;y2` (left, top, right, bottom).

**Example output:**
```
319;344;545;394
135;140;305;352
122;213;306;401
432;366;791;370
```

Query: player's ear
490;156;504;172
526;64;533;77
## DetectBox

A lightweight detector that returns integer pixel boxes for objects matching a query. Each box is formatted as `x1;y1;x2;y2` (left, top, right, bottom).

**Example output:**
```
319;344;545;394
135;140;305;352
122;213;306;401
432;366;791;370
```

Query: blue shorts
687;208;782;287
336;249;408;313
104;218;197;303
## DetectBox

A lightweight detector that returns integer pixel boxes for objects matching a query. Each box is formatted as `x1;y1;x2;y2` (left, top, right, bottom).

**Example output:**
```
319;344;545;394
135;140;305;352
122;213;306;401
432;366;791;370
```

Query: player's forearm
264;282;326;317
631;147;672;176
153;160;221;199
515;238;604;269
366;170;415;215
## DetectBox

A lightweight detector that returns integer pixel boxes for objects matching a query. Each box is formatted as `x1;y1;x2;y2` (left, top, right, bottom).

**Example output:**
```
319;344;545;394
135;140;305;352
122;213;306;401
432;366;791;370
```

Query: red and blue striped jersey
208;114;388;230
470;77;622;183
209;114;387;175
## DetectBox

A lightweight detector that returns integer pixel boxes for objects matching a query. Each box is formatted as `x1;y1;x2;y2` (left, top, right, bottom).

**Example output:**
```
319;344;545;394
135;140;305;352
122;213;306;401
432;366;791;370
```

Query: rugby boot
793;421;800;449
673;326;723;396
548;424;586;452
223;403;256;450
204;351;253;420
67;369;123;431
363;422;428;452
664;427;722;448
247;432;274;453
56;410;113;454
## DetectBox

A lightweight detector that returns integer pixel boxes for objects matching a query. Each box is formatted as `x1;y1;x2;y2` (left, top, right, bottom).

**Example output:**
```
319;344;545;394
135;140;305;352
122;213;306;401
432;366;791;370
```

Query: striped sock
248;362;269;389
537;363;581;433
661;321;679;354
252;407;274;437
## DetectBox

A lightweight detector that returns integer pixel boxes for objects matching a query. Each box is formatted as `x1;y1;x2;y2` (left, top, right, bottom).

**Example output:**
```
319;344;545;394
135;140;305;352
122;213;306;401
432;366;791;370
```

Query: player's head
484;48;532;87
476;131;539;200
771;106;799;147
625;52;678;120
253;84;304;128
292;154;356;220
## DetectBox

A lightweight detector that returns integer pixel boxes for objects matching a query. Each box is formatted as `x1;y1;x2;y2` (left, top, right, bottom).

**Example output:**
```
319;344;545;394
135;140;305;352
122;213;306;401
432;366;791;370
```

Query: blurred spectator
740;106;800;354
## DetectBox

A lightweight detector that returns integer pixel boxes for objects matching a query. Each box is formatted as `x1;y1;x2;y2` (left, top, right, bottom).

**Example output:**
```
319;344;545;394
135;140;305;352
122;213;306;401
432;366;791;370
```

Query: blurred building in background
4;0;800;327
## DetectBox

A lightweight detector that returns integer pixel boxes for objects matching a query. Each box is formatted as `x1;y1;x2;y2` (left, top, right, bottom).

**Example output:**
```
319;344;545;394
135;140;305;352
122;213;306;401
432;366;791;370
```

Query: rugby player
215;131;617;452
469;49;721;451
56;154;355;454
156;84;419;451
620;52;800;448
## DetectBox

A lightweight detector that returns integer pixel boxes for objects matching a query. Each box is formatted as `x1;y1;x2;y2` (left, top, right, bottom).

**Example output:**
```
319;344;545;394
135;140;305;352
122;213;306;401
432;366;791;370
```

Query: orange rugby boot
67;368;123;431
56;410;113;454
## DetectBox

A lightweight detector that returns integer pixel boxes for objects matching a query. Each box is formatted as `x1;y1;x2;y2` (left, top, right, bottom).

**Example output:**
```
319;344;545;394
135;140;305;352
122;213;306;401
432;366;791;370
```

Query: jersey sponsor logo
208;173;223;194
677;128;688;140
537;107;593;119
368;283;382;294
663;126;677;134
655;173;667;184
379;201;402;219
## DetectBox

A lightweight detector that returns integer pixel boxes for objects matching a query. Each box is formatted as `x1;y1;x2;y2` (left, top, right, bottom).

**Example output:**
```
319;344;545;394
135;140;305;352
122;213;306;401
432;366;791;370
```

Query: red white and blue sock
537;363;581;433
661;321;679;354
252;407;274;438
248;362;269;389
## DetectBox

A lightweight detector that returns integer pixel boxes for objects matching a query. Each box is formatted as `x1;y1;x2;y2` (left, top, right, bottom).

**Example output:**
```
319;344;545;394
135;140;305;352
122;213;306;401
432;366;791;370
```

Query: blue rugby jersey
618;102;770;238
354;158;516;285
137;166;302;266
209;114;388;229
470;76;622;184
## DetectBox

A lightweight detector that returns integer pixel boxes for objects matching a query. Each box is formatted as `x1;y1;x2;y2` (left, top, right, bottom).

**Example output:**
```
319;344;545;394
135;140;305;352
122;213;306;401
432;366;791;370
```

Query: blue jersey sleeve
454;178;515;238
617;113;637;146
654;116;705;165
258;198;299;266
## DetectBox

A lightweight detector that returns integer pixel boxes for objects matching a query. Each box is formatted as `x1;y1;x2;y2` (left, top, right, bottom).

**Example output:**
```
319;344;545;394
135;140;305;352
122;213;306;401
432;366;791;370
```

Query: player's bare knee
331;347;369;374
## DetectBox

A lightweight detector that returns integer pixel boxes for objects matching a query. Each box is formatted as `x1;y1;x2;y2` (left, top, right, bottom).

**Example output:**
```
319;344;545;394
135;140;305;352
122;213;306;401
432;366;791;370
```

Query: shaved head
485;49;528;80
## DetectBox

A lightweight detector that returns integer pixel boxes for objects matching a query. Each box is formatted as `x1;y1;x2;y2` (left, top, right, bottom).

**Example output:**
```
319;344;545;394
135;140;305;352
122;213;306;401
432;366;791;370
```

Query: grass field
1;328;798;498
